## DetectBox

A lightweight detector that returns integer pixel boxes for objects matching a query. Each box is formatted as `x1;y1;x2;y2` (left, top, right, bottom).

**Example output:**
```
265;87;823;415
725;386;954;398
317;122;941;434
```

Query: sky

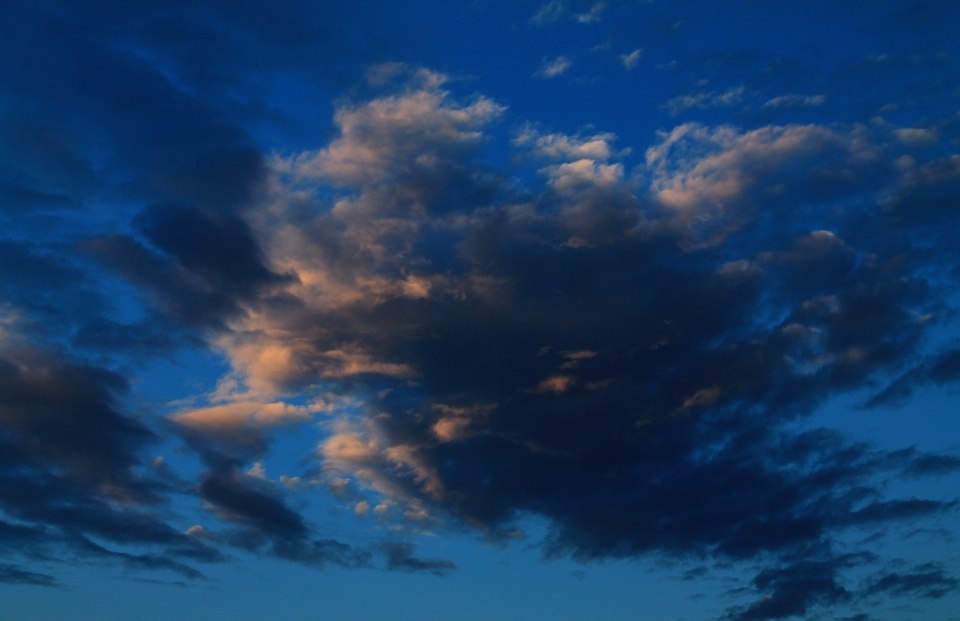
2;1;960;620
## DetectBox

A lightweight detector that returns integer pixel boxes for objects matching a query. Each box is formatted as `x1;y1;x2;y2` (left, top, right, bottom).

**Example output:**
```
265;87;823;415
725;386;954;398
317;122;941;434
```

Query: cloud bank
97;69;958;617
1;6;959;611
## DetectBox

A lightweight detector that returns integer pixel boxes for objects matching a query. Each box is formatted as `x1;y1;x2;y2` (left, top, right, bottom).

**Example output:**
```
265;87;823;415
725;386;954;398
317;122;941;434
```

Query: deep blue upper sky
2;2;960;620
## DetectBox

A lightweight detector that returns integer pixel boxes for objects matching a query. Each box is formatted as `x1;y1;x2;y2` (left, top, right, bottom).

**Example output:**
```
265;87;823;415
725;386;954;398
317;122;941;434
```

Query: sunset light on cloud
2;2;960;620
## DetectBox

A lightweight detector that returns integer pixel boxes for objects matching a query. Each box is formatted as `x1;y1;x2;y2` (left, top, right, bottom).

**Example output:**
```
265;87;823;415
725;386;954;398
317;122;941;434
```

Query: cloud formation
663;86;746;115
0;343;224;581
2;1;959;612
0;2;457;585
531;0;608;26
619;48;642;70
535;55;574;78
125;73;959;617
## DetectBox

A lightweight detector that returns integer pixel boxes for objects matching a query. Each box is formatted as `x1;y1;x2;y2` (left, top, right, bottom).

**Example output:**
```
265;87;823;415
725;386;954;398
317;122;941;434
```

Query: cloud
535;55;573;79
180;75;960;618
174;401;312;432
762;94;827;109
531;0;607;25
728;556;861;621
212;75;505;395
644;122;882;244
288;69;503;189
620;49;642;70
531;0;569;25
0;0;417;355
863;562;959;599
663;87;746;115
86;204;295;332
171;426;376;568
4;11;960;609
172;400;314;461
0;563;59;587
200;470;307;538
575;2;607;24
514;125;620;162
0;344;222;581
867;348;960;407
378;541;456;576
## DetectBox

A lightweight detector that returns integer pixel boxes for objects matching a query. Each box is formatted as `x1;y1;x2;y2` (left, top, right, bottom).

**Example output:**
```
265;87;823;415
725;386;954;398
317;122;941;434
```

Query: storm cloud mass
2;1;960;619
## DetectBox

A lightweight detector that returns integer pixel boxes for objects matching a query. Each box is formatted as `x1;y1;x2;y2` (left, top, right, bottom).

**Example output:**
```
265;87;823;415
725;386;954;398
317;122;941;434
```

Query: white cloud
221;74;505;394
535;55;573;79
531;0;605;25
321;421;446;514
761;93;827;109
894;127;938;145
644;122;880;244
620;49;642;70
576;1;606;23
514;125;617;162
530;0;568;25
663;86;745;115
286;76;503;187
513;125;631;209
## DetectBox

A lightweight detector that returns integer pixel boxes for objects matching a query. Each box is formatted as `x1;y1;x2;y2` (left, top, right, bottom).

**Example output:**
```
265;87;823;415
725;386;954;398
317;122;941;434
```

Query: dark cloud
86;204;295;331
0;241;104;339
0;0;408;219
136;205;292;298
867;348;960;408
863;562;960;600
252;83;960;619
378;541;456;576
0;239;188;361
727;556;863;621
0;0;416;346
199;470;308;539
0;563;59;587
177;439;446;572
0;337;369;580
0;346;222;581
169;408;373;569
83;234;232;331
0;349;153;489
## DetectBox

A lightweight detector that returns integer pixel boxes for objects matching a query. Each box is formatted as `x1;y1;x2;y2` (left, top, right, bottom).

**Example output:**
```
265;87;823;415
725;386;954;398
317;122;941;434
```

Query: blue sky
2;1;960;620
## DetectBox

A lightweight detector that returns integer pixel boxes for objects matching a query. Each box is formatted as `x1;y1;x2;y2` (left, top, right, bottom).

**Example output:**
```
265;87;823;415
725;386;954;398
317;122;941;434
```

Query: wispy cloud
575;1;606;23
531;0;568;25
535;55;573;78
663;86;745;115
531;0;607;25
620;48;642;70
761;93;827;109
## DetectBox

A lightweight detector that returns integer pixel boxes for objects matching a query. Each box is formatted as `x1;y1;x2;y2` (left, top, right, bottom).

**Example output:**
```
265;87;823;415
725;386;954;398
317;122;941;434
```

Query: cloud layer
104;71;959;617
1;2;959;614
